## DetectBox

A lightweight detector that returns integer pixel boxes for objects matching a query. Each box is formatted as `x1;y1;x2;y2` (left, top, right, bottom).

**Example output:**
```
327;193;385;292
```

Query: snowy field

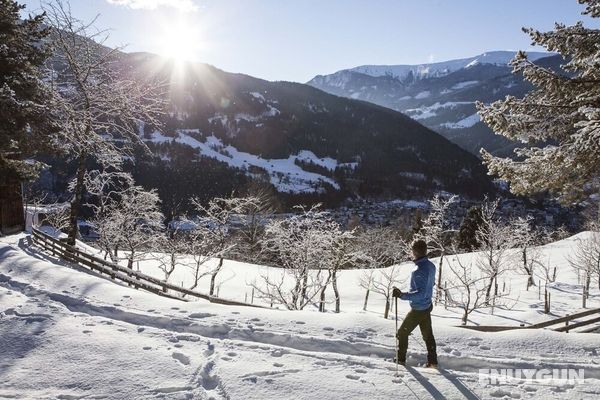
1;233;600;399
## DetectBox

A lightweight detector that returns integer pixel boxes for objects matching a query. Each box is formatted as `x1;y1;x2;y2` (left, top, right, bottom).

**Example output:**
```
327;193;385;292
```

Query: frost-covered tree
155;227;189;286
191;196;246;296
252;205;335;310
475;198;517;304
445;254;511;325
365;265;407;319
477;0;600;203
568;230;600;293
92;185;164;270
234;185;279;262
0;0;56;179
320;227;369;313
357;226;408;312
43;1;164;244
416;194;458;302
511;215;541;289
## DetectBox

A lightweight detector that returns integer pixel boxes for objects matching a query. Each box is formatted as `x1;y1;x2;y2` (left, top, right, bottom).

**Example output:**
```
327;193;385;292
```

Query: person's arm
399;270;427;301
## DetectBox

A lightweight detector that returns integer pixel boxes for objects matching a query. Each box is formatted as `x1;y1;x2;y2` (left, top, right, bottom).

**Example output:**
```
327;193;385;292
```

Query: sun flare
158;22;203;62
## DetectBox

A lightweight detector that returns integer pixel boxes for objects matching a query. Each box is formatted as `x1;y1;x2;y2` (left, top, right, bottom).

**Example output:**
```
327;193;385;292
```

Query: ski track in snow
1;235;600;399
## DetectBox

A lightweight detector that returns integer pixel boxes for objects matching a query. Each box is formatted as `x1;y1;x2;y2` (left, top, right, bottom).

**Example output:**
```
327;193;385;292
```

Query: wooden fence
458;307;600;333
32;228;265;308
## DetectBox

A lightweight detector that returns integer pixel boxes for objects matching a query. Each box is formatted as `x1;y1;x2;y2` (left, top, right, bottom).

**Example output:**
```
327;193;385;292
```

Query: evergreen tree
0;0;54;179
478;0;600;203
457;206;483;251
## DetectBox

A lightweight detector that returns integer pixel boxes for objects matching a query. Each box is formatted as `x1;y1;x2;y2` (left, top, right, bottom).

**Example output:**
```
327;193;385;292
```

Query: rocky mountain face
308;51;562;157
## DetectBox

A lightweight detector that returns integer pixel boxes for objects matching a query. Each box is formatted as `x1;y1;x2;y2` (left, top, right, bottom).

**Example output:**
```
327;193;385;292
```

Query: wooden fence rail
31;228;265;308
458;307;600;333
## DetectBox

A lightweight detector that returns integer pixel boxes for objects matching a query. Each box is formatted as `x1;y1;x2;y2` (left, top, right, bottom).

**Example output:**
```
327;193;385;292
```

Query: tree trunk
319;285;326;312
436;254;444;304
209;257;224;296
68;152;87;245
363;288;370;311
332;270;340;313
462;310;468;325
383;297;390;319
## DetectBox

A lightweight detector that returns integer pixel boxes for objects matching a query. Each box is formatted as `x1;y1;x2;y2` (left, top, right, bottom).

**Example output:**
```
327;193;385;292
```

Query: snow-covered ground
1;233;599;399
146;130;340;194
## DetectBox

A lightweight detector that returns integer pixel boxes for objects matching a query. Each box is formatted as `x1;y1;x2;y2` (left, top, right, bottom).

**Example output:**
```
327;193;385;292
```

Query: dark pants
397;304;437;364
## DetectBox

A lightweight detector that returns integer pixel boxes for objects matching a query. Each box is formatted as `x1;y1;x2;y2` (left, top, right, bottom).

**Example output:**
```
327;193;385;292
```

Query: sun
157;22;203;62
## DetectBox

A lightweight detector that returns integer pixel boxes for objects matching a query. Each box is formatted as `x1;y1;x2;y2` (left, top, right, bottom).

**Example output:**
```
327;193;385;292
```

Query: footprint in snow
204;342;215;357
82;330;92;334
143;346;152;350
273;363;284;368
324;333;333;337
190;313;214;319
346;374;360;380
170;307;180;310
314;361;326;366
243;376;257;384
231;311;240;314
250;318;260;322
355;369;367;374
271;349;287;357
172;352;191;366
147;309;155;313
221;357;232;361
479;345;490;350
174;344;184;348
227;352;237;357
137;327;145;333
323;327;334;331
294;321;305;325
117;328;127;332
451;349;461;356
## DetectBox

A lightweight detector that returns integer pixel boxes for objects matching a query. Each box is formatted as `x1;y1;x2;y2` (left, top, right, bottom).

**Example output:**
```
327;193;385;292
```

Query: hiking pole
394;295;399;376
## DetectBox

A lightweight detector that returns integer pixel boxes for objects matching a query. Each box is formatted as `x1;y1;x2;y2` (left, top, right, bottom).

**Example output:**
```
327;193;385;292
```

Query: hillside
308;51;563;157
116;53;495;207
1;231;599;399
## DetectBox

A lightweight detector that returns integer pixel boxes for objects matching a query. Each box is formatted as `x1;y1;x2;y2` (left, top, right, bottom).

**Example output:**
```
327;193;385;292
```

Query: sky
20;0;599;82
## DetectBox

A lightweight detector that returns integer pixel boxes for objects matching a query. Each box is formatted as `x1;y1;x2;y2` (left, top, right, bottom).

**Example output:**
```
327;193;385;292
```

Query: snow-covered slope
1;233;599;399
308;51;561;157
347;51;552;80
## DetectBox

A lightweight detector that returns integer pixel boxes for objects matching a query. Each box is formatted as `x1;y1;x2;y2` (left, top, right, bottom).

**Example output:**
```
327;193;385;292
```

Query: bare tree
367;264;407;319
92;185;164;270
357;226;407;312
416;194;458;303
320;227;369;313
191;196;248;296
475;198;517;304
511;215;540;290
236;182;279;262
567;231;600;301
43;0;165;245
251;205;335;310
445;255;490;325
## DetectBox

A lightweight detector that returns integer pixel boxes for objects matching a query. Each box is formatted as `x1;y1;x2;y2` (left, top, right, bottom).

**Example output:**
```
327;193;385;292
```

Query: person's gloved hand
392;286;403;298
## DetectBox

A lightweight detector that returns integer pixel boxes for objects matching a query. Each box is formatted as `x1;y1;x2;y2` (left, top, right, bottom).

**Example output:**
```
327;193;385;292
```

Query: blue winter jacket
401;257;436;310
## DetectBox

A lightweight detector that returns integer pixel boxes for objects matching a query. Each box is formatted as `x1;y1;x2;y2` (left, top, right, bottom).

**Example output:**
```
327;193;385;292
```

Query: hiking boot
392;358;406;366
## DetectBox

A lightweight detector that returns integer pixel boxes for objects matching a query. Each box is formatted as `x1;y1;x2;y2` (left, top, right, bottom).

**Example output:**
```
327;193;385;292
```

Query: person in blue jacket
392;239;438;368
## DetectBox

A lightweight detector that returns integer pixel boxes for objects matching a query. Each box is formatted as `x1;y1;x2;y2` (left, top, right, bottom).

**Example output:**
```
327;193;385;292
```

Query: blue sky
21;0;598;82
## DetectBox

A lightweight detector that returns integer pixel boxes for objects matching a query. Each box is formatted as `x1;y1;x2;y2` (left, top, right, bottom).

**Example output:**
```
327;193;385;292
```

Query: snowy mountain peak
342;51;553;81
